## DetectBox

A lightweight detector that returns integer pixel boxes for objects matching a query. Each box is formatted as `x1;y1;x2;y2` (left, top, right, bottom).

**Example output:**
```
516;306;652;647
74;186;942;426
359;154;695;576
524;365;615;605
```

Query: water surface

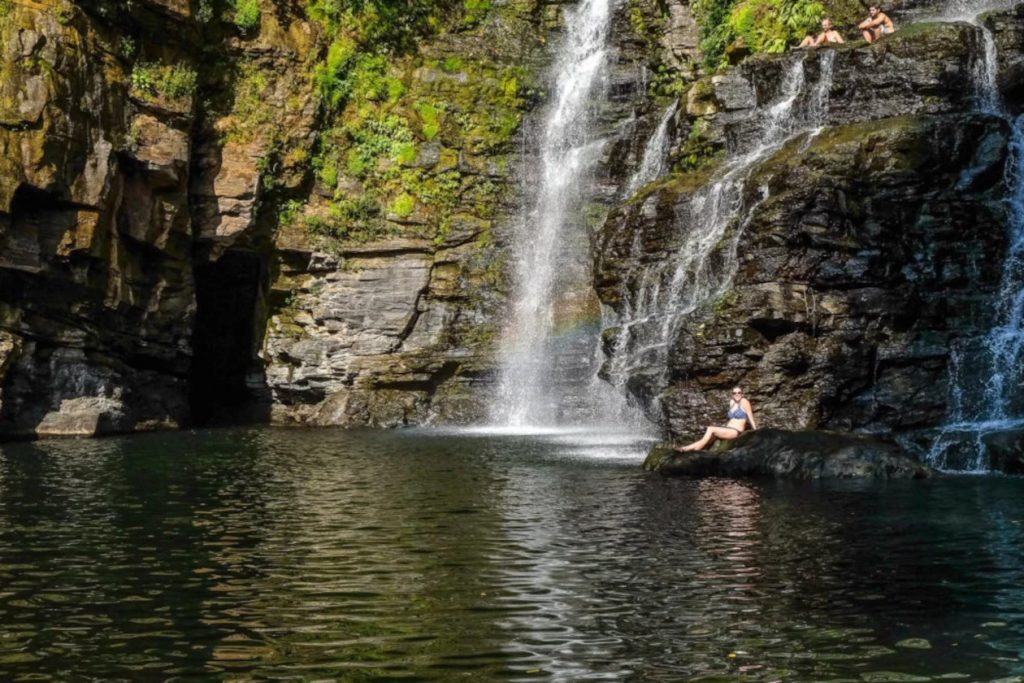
1;428;1023;681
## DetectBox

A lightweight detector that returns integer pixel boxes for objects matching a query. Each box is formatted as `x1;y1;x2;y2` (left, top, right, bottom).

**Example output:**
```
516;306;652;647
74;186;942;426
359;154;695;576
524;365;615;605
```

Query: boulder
646;428;933;479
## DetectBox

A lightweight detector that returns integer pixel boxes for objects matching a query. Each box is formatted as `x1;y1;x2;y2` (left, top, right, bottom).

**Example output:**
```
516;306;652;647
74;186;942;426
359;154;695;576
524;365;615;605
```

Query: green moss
306;194;387;243
298;2;528;248
392;141;417;164
463;0;491;25
390;193;416;218
415;102;441;140
222;62;274;143
54;4;74;24
675;118;722;172
278;199;305;226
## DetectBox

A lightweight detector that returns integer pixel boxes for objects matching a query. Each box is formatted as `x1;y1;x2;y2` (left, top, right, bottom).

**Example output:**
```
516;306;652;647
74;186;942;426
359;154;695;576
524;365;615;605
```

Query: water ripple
0;429;1023;680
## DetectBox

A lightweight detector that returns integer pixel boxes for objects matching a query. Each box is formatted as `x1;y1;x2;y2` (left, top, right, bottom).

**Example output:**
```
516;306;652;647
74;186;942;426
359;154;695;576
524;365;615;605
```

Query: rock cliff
2;0;1023;447
0;0;685;435
595;9;1024;448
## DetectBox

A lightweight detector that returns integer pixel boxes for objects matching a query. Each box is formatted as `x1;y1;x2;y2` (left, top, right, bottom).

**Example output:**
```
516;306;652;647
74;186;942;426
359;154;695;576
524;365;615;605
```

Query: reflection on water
0;428;1023;681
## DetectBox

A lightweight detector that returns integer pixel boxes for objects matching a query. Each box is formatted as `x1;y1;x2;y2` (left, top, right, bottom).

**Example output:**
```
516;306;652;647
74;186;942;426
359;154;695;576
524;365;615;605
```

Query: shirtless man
859;6;895;43
801;18;844;47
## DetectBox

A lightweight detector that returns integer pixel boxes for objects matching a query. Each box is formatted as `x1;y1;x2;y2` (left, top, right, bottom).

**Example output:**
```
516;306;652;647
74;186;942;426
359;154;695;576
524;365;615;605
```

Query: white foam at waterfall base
605;52;835;417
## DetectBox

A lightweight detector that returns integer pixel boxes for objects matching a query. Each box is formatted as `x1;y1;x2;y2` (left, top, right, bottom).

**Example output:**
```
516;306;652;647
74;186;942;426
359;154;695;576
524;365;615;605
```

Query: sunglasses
732;391;743;395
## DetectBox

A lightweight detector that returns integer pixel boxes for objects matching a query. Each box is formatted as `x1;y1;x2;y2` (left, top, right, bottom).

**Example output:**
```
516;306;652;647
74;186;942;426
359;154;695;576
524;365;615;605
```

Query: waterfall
490;0;617;428
986;117;1024;419
626;99;679;196
926;13;1024;471
605;52;835;414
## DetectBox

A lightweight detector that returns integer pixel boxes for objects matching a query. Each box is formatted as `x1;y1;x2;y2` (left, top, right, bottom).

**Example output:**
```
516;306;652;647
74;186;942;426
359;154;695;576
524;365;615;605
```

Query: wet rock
600;112;1010;439
660;1;700;75
981;427;1024;474
646;428;933;479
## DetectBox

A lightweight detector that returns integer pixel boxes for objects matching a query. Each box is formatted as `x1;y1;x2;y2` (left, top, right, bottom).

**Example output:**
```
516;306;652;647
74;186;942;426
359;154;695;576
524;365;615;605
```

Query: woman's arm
742;398;757;429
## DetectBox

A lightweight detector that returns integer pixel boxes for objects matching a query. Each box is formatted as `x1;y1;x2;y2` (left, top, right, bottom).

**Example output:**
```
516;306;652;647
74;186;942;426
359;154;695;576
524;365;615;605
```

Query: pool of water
0;427;1022;681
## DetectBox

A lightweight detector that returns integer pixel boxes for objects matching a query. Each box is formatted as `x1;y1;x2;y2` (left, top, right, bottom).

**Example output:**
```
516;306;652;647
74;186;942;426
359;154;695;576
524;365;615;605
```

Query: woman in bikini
674;386;757;452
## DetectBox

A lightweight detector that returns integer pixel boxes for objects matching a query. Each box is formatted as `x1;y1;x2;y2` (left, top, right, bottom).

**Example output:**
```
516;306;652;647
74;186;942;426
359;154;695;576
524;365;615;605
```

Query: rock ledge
645;428;933;479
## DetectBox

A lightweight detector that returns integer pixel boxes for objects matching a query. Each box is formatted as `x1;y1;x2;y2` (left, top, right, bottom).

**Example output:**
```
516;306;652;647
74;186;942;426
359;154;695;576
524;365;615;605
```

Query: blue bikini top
728;401;748;421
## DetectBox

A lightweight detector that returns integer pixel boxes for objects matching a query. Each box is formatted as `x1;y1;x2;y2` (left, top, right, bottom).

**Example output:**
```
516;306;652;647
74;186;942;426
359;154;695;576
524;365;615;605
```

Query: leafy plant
232;0;260;31
130;62;198;102
692;0;835;67
117;36;137;60
278;199;306;226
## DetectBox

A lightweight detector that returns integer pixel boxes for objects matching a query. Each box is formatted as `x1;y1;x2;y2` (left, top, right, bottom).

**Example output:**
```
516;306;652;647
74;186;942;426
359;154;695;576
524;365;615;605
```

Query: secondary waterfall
605;52;836;415
926;12;1024;470
490;0;619;427
626;99;678;196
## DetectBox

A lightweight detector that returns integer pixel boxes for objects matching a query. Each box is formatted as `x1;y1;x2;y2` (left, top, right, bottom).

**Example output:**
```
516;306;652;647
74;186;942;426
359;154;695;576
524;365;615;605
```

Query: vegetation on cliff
692;0;864;66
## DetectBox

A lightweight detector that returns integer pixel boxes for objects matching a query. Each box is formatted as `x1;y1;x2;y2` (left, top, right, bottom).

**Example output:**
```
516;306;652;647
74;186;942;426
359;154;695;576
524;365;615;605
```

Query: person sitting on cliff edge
673;386;758;452
859;6;895;43
798;18;845;48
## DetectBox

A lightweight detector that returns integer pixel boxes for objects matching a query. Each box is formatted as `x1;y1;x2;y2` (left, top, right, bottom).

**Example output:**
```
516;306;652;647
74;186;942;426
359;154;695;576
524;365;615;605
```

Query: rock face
0;1;196;437
646;428;933;479
0;0;687;435
595;14;1024;445
1;0;1023;444
981;427;1024;474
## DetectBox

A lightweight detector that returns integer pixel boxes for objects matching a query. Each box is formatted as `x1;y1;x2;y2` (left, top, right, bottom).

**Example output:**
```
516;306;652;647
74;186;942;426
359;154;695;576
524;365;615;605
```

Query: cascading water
605;52;836;414
926;9;1024;471
626;99;679;196
490;0;627;429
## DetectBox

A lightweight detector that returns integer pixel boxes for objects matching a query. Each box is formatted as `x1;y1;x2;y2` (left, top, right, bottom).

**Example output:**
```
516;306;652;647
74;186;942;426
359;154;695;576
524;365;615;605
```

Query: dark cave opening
189;249;270;426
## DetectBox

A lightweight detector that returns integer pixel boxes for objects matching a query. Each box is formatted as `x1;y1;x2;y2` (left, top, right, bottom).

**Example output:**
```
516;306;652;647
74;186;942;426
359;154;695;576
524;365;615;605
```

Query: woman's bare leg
675;426;742;452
